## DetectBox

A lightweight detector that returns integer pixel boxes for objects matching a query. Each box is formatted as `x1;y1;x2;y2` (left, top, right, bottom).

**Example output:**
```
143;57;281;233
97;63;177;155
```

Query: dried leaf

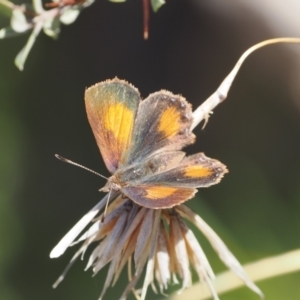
50;193;111;258
14;23;42;71
43;16;60;38
32;0;43;14
140;210;161;300
155;223;171;291
134;209;155;267
176;205;263;298
93;211;128;273
169;213;191;291
10;9;31;32
150;0;165;12
60;7;80;25
0;26;21;38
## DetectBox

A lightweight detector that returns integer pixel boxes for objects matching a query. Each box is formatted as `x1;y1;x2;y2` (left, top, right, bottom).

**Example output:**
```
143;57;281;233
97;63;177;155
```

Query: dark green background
1;0;300;299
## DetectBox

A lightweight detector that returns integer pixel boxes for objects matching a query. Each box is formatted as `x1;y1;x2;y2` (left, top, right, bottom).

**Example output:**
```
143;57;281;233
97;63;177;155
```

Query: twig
191;37;300;130
168;248;300;300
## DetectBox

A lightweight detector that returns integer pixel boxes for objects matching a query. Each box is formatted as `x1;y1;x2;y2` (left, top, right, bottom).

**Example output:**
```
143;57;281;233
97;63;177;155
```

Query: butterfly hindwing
85;79;140;174
121;185;197;209
120;153;227;208
142;152;228;188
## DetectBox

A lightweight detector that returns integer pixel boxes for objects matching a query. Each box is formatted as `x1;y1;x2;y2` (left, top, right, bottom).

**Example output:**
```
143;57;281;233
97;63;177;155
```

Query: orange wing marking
103;103;135;150
158;106;181;138
145;186;178;200
183;165;213;178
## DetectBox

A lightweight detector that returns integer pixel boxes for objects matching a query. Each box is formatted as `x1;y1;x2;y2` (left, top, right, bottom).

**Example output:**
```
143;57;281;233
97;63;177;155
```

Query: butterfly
85;78;228;209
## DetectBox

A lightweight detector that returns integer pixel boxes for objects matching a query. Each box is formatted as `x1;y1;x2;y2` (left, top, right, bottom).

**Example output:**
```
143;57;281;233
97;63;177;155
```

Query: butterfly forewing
85;79;140;174
125;91;195;165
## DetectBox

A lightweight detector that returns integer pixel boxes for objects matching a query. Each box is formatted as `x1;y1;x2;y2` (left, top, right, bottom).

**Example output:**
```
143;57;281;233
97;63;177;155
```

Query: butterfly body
100;151;186;191
85;78;228;209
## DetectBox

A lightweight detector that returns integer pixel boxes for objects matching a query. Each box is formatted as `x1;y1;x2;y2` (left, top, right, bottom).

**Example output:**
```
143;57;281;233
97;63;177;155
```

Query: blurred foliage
0;57;24;300
1;0;300;300
0;0;165;70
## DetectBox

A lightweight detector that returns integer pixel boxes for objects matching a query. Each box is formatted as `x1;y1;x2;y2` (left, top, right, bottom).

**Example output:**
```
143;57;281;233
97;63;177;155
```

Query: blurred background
1;0;300;299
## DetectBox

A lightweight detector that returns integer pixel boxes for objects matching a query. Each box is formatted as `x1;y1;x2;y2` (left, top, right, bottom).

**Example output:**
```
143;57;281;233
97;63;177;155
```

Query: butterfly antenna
55;154;108;180
101;190;112;223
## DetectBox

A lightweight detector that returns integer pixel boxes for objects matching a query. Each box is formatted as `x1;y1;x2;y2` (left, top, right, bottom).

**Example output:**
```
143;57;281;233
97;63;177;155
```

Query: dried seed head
51;193;262;300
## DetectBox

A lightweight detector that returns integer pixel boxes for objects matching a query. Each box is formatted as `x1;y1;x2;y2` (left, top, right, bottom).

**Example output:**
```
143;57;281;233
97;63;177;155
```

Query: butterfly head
99;175;122;193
